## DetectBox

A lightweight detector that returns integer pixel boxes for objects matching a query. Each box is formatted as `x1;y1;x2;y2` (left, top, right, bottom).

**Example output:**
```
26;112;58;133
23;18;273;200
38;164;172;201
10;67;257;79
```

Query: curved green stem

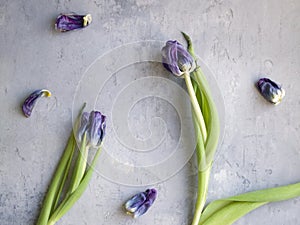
182;32;220;225
192;69;220;164
36;135;75;225
67;132;88;195
182;32;220;165
47;147;102;225
52;137;76;212
190;82;210;225
192;167;211;225
201;202;266;225
200;182;300;225
184;72;207;142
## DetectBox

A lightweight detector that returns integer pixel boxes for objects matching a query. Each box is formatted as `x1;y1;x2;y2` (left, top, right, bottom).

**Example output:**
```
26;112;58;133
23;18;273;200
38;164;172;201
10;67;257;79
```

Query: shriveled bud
257;78;285;105
124;189;157;218
55;13;92;32
22;89;51;117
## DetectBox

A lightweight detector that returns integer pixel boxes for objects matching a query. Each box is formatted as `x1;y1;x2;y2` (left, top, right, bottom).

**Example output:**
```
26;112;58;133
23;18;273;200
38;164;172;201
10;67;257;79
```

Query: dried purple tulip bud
161;40;196;76
124;188;157;218
256;78;285;105
22;89;51;117
55;13;92;32
77;110;106;148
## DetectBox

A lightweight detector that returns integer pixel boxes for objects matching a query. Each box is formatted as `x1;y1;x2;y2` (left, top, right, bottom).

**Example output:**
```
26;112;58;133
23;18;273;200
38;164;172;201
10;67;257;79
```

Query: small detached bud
22;89;51;117
256;78;285;105
55;13;92;32
162;40;196;77
124;189;157;218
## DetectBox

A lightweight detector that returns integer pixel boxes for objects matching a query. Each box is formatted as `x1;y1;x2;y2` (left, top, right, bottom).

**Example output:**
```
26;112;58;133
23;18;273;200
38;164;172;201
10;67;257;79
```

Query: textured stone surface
1;0;300;224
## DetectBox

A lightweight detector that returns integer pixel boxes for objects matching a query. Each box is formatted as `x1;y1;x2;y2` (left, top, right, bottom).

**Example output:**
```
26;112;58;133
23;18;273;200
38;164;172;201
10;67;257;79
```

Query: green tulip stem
191;100;210;225
183;72;207;142
67;132;88;195
47;146;102;225
199;182;300;225
182;32;221;225
52;136;76;211
192;167;211;225
36;134;75;225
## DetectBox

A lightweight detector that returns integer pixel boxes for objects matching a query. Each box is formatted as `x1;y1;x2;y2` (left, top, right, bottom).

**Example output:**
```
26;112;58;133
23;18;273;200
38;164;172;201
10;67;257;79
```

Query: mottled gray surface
1;0;300;225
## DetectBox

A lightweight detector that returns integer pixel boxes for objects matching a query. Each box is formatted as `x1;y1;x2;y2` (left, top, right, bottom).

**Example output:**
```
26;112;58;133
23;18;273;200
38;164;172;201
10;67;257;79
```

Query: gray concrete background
1;0;300;224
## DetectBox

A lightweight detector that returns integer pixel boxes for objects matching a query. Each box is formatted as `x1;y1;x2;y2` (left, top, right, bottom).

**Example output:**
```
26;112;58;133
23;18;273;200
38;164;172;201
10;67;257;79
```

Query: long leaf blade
200;182;300;225
200;201;266;225
36;134;75;225
47;147;102;225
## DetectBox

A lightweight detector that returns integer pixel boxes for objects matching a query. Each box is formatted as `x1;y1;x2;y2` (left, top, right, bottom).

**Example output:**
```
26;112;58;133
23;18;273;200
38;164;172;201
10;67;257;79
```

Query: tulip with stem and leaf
161;33;300;225
162;35;220;225
36;104;106;225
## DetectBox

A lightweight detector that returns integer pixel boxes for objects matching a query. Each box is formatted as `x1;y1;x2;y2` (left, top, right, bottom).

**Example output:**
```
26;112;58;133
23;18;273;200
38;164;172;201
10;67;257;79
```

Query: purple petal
98;115;106;145
88;111;106;147
22;89;51;117
257;78;281;90
133;189;157;218
88;111;102;147
176;43;194;69
256;78;285;104
145;188;157;205
125;188;157;218
133;201;151;218
55;14;92;32
125;192;147;213
162;40;182;76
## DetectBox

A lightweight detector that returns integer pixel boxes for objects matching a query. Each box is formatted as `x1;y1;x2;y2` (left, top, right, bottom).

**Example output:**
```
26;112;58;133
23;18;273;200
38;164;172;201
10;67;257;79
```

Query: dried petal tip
124;188;157;218
161;40;196;77
256;78;285;105
55;13;92;32
22;89;51;117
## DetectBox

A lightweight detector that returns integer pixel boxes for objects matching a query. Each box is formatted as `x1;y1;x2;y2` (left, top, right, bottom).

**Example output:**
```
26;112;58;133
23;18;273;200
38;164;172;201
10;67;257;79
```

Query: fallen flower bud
124;188;157;218
256;78;285;105
55;13;92;32
22;89;51;117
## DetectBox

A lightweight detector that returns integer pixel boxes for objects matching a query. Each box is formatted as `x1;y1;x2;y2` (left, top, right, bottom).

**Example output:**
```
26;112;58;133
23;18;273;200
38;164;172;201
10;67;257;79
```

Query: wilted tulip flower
162;40;196;76
22;89;51;117
77;110;106;148
55;13;92;32
124;189;157;218
256;78;285;105
37;104;108;225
